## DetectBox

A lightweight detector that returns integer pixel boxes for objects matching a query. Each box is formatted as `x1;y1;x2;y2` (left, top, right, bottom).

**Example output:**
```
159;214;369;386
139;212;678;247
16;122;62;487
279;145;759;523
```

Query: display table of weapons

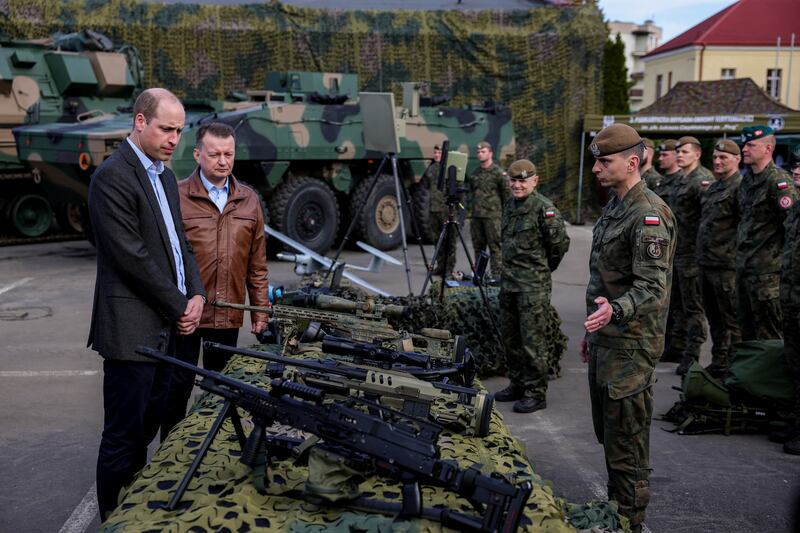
101;294;626;532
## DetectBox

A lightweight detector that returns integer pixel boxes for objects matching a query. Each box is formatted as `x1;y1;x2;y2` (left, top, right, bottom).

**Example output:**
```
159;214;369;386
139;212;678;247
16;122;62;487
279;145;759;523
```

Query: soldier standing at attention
640;138;662;190
737;126;797;340
790;144;800;188
654;139;684;362
672;136;712;375
426;145;457;275
780;144;800;455
583;124;675;533
466;141;508;277
696;139;742;378
494;159;569;413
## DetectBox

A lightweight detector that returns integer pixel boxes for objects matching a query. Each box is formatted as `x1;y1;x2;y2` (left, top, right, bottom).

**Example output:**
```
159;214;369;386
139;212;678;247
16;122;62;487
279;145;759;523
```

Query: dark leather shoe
513;397;547;413
784;436;800;455
495;385;524;402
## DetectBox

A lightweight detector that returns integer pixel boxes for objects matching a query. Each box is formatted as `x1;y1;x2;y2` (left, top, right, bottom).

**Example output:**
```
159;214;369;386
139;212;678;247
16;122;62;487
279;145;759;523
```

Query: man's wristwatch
199;295;208;304
610;302;624;324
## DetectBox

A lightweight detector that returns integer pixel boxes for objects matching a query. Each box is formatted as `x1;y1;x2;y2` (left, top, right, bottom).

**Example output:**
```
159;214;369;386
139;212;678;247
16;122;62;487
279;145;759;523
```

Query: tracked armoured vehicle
14;71;515;252
0;30;143;240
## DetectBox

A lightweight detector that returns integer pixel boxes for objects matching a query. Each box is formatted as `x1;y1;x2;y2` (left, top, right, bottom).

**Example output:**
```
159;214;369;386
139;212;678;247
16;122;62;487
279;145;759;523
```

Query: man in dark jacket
88;88;205;520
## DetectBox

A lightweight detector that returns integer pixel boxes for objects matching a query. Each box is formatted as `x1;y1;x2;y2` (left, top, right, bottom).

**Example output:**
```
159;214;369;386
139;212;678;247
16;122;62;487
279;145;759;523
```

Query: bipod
325;153;428;296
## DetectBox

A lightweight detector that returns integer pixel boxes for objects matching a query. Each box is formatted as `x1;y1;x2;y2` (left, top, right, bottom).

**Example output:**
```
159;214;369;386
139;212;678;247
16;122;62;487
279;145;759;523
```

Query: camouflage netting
0;0;605;220
103;351;626;532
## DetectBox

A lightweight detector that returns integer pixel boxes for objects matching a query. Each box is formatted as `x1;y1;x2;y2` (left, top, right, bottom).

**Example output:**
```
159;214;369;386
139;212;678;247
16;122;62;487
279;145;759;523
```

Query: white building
608;20;662;112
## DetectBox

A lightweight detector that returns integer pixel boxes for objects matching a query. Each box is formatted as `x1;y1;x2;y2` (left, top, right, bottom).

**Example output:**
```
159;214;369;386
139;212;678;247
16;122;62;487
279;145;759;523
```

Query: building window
721;68;736;79
656;74;663;99
668;71;672;89
767;69;782;100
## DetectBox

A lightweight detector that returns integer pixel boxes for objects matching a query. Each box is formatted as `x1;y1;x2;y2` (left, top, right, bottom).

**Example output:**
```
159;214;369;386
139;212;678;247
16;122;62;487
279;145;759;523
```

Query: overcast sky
597;0;735;42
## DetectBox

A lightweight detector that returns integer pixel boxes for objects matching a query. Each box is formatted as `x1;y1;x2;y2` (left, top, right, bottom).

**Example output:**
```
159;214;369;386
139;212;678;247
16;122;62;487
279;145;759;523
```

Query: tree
602;34;631;114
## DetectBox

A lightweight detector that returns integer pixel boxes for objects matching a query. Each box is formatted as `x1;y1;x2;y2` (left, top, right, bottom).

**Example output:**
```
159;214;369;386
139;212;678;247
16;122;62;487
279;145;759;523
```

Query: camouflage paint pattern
3;0;606;221
640;167;661;191
781;202;800;427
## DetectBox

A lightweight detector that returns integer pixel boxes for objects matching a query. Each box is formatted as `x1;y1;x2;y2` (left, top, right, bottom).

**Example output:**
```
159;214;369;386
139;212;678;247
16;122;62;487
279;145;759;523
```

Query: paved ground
1;225;798;532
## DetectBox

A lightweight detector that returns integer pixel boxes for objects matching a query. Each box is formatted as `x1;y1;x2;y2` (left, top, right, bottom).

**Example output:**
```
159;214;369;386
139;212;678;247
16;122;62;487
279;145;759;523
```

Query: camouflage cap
507;159;537;179
677;136;701;148
741;125;774;143
658;139;678;152
713;139;740;156
642;138;655;149
589;124;642;157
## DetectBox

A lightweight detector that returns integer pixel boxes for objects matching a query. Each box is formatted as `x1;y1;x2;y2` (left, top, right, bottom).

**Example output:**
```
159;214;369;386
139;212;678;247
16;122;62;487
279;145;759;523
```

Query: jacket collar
185;167;248;206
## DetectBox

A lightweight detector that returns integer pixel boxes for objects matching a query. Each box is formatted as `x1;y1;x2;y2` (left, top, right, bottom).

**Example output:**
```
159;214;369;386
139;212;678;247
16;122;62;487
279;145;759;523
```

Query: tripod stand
326;153;429;296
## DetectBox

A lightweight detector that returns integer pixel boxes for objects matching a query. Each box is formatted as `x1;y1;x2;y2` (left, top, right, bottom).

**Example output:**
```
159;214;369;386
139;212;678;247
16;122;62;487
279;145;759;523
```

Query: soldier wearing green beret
672;136;713;375
697;139;742;378
466;141;508;278
424;145;458;275
780;144;800;455
654;139;685;362
583;123;675;533
494;159;569;413
737;126;798;340
639;138;663;190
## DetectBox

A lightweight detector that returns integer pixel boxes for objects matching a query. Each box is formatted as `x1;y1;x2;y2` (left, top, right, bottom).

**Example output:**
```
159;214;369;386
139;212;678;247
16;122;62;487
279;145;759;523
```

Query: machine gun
205;341;492;436
136;346;532;533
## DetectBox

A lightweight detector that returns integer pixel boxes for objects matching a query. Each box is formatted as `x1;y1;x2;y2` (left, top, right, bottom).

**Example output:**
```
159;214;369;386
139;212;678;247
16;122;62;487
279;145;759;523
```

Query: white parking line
0;370;98;377
0;277;33;297
59;483;97;533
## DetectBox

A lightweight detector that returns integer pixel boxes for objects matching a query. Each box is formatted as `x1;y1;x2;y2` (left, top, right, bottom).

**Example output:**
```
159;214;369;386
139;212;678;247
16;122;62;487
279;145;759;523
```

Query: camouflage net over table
0;0;605;219
103;349;625;532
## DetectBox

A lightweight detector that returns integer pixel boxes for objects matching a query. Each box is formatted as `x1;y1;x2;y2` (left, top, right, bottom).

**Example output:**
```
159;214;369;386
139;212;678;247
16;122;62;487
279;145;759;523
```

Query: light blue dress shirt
199;171;229;213
126;138;186;294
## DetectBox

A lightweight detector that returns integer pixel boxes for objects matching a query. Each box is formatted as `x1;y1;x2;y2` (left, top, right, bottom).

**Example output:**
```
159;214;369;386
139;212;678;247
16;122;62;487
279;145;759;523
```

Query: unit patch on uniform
644;216;660;225
780;195;793;209
545;210;556;218
778;181;789;190
646;241;662;259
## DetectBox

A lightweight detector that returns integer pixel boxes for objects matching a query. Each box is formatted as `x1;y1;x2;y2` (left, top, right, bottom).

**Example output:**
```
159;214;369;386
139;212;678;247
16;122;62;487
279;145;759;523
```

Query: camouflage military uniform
641;167;662;190
500;192;569;401
654;169;685;360
587;180;676;528
425;162;457;274
737;161;798;340
671;165;712;369
697;172;741;370
467;162;508;276
781;201;800;442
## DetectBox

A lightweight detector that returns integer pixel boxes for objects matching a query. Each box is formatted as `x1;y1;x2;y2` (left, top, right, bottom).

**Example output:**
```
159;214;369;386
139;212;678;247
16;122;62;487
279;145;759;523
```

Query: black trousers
96;356;172;521
160;328;240;438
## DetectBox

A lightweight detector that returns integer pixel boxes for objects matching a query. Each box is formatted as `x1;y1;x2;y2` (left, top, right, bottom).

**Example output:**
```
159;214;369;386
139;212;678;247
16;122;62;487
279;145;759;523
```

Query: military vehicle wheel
56;202;84;234
269;176;339;254
8;194;52;237
352;174;410;250
410;183;438;243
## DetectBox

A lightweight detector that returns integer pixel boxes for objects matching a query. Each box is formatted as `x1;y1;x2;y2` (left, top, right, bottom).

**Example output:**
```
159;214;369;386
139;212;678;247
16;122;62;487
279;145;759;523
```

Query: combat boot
513;397;547;413
784;436;800;455
494;384;524;402
675;355;696;376
704;363;728;380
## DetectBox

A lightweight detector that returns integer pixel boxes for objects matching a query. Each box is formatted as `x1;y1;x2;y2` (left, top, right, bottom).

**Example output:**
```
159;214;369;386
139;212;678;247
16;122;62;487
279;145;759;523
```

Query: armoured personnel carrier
14;71;515;252
0;30;143;240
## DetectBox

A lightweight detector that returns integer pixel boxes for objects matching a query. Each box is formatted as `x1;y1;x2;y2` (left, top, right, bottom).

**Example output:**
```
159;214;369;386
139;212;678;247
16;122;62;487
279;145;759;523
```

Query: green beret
677;136;701;148
642;138;655;150
476;141;492;151
507;159;537;179
658;139;678;152
741;125;773;143
714;139;740;156
589;124;642;157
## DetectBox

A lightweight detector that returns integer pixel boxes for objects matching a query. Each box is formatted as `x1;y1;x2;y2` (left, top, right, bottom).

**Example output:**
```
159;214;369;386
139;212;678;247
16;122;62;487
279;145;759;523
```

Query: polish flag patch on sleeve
644;216;661;225
778;181;789;190
545;210;557;218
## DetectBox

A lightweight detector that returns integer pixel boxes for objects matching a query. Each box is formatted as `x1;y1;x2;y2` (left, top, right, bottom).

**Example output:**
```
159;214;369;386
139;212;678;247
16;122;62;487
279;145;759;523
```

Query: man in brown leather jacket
161;121;270;435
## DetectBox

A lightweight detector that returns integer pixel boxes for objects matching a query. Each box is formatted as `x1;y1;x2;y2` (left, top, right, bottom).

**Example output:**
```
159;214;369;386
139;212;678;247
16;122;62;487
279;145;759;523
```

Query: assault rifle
136;346;531;533
205;341;492;436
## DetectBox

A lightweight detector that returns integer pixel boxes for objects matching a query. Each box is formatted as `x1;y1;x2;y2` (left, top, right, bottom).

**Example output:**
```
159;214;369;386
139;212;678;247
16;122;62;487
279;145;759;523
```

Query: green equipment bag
724;340;794;409
682;362;731;407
